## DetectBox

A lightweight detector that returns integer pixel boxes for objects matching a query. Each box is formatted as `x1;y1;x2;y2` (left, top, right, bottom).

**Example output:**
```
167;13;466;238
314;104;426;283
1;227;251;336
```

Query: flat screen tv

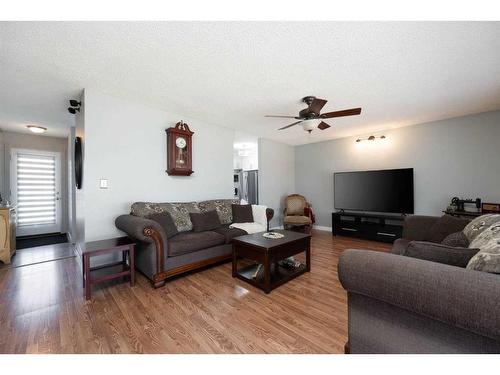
334;168;414;214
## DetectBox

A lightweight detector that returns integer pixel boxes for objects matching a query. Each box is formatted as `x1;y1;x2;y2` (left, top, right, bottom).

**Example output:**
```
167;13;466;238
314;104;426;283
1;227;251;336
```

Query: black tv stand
332;211;405;243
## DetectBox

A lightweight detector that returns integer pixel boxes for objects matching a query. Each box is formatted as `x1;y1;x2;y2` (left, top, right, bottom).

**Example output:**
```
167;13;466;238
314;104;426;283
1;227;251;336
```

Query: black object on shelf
332;211;405;243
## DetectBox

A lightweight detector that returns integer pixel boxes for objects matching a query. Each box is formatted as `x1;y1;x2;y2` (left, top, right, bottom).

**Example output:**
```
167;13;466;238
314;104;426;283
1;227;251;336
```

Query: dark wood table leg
306;244;311;272
263;252;271;293
82;254;86;288
84;254;91;300
232;246;238;277
122;249;127;271
129;246;135;286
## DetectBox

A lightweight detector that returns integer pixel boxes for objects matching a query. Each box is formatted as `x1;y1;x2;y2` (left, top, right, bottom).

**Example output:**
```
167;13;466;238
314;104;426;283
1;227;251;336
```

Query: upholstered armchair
283;194;313;233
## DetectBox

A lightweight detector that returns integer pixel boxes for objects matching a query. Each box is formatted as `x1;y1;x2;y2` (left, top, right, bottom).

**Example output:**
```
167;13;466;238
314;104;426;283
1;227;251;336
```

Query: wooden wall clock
166;121;194;176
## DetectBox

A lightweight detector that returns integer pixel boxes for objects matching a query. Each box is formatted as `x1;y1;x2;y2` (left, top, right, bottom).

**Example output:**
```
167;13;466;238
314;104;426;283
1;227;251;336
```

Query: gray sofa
115;199;273;288
339;215;500;354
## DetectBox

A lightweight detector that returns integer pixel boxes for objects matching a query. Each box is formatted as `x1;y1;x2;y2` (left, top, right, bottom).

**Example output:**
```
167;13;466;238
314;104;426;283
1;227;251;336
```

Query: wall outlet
99;179;109;189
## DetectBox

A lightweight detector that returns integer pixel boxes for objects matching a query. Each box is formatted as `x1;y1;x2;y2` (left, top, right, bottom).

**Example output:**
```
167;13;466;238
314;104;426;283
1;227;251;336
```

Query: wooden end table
232;230;311;293
82;237;136;300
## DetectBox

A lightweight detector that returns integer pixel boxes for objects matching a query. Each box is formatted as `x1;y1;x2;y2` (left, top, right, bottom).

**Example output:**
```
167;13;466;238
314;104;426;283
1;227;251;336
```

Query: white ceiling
1;22;499;144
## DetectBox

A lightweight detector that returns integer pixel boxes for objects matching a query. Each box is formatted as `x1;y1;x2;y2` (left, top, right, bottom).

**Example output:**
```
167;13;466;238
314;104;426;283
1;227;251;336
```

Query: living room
1;2;500;374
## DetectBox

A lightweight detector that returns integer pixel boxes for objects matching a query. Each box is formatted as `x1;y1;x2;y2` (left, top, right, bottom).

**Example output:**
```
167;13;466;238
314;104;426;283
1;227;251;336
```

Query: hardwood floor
0;231;390;354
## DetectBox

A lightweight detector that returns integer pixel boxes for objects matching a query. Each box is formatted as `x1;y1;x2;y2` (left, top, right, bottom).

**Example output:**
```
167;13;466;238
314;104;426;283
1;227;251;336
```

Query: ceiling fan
265;96;362;132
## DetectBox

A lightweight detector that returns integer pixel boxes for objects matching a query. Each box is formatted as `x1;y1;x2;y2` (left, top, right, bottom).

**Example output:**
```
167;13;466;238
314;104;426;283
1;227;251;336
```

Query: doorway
10;148;63;236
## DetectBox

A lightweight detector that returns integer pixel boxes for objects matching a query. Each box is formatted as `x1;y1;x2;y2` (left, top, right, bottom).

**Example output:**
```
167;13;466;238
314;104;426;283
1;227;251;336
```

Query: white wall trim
313;225;332;232
270;225;284;230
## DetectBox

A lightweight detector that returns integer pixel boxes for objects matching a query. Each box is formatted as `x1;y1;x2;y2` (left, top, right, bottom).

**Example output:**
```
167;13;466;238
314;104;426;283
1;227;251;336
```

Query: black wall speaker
75;136;83;189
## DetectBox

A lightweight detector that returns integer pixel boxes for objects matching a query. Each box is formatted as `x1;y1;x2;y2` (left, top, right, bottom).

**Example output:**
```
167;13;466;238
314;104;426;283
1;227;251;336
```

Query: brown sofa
115;199;273;288
339;214;500;353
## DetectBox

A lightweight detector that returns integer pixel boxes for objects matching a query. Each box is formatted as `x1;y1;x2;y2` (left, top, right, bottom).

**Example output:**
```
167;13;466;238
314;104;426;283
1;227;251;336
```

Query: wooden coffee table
232;229;311;293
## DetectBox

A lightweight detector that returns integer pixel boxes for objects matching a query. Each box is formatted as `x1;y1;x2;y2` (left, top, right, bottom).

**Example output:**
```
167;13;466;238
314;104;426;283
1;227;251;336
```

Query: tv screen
334;168;414;214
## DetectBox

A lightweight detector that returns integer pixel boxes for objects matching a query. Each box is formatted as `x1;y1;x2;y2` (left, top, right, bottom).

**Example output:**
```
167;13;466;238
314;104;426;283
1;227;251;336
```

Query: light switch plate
99;179;108;189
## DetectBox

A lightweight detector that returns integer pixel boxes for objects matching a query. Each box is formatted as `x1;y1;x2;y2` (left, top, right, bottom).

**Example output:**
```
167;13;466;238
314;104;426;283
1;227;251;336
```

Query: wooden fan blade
265;115;299;119
278;121;302;130
309;98;327;114
321;108;362;119
317;121;331;130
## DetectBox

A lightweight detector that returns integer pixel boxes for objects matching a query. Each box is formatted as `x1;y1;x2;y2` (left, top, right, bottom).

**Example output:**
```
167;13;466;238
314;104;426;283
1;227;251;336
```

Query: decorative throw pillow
198;199;239;224
131;201;200;232
232;204;254;223
425;214;469;243
463;214;500;243
189;210;222;232
147;212;178;239
441;231;470;248
466;222;500;273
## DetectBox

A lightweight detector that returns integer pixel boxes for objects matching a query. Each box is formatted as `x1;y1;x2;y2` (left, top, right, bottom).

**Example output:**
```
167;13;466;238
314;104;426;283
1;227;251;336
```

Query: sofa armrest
338;250;500;341
402;215;439;240
404;241;479;268
115;214;168;273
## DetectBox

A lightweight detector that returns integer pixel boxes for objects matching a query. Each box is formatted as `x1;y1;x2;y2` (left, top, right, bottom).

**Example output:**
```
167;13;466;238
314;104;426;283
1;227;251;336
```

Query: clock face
176;137;187;149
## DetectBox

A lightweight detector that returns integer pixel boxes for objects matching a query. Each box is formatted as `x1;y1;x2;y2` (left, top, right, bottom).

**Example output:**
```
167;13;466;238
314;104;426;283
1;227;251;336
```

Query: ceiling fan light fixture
301;119;321;132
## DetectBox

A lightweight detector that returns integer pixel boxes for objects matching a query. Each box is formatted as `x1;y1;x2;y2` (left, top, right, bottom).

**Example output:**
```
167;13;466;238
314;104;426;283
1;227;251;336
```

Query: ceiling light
301;119;321;132
356;135;386;143
27;125;47;134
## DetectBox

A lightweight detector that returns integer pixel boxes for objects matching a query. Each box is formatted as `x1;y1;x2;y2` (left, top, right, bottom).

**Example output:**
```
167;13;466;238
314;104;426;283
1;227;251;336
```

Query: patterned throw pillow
198;199;239;224
131;202;200;232
466;222;500;273
463;214;500;243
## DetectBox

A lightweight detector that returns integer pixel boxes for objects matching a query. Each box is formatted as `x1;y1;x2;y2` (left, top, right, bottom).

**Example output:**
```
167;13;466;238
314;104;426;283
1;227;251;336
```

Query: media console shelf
332;211;405;243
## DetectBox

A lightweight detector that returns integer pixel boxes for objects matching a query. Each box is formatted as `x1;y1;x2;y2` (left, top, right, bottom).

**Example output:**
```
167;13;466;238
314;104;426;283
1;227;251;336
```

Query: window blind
16;153;57;227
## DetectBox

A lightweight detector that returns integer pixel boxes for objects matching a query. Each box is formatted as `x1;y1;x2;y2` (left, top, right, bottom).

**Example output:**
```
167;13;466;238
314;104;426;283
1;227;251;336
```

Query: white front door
11;149;62;236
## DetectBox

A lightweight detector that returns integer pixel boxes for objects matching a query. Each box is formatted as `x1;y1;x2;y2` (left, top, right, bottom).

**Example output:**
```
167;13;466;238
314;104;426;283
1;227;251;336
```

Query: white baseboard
272;225;332;232
313;225;332;232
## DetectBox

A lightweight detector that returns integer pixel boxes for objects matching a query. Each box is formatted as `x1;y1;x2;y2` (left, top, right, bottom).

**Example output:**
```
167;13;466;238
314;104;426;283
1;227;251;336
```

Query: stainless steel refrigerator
235;169;258;204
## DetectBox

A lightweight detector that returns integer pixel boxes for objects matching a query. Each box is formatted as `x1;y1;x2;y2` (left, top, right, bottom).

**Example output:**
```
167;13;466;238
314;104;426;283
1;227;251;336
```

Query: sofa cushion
168;231;226;257
441;231;470;248
425;214;469;243
189;210;221;232
131;202;200;232
198;199;239;225
463;214;500;243
284;215;312;225
404;241;480;268
146;212;178;239
232;204;254;223
213;225;247;244
467;222;500;273
391;238;411;255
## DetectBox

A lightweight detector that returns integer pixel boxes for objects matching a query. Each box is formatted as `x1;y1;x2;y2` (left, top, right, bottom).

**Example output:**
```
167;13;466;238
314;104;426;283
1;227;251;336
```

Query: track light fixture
356;135;386;143
68;99;82;114
68;106;80;114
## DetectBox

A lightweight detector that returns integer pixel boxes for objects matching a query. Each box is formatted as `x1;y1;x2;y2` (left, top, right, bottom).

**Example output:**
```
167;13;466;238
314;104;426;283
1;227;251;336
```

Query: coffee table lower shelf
235;263;307;293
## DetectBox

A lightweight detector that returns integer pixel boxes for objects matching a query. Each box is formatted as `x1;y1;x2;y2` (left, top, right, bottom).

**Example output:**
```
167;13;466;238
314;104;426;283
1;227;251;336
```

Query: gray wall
295;110;500;228
82;89;235;242
258;138;295;228
74;92;85;254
